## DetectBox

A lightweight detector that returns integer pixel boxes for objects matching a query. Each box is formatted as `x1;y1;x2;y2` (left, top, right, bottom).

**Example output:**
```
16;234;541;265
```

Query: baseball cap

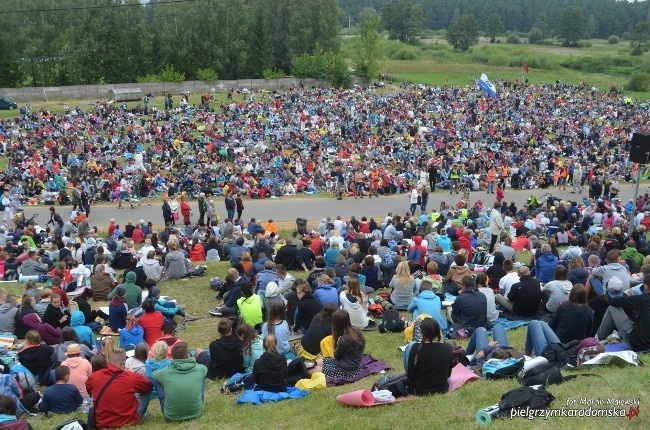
606;276;625;299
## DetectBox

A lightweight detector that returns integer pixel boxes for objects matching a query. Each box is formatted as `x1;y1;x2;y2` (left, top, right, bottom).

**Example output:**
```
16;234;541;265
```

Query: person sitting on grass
147;284;198;323
39;365;83;416
339;278;374;330
120;313;145;351
125;343;149;375
108;286;128;333
407;280;447;331
262;302;292;356
299;304;337;360
390;261;417;310
293;281;322;335
237;323;264;373
145;341;172;409
0;393;38;428
195;319;244;380
308;309;366;380
252;334;288;393
153;342;208;422
237;283;263;331
404;317;453;395
60;343;93;412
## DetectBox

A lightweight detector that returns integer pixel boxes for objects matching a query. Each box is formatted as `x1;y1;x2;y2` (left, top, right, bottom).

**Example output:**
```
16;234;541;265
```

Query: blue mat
488;318;529;334
237;386;310;405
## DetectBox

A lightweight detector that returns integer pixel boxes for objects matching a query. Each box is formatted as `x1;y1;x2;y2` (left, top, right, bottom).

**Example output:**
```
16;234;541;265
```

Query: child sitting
252;335;288;393
39;365;83;415
119;314;145;350
125;343;149;375
147;283;198;323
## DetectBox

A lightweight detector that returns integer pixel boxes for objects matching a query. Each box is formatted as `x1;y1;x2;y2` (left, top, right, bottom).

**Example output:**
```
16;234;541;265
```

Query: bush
626;73;650;92
136;65;185;83
608;35;620;45
391;47;419;60
507;34;521;44
196;68;218;81
528;28;544;45
262;68;285;80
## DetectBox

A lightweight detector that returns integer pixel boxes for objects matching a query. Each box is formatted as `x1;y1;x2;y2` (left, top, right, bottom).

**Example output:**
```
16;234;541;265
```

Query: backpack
210;277;224;291
3;269;17;282
497;386;555;417
576;344;606;366
371;373;410;397
541;343;576;367
472;249;488;265
10;365;37;394
378;308;405;333
451;345;470;367
367;303;384;317
191;265;207;277
482;357;525;380
383;251;397;266
407;247;423;264
520;362;572;387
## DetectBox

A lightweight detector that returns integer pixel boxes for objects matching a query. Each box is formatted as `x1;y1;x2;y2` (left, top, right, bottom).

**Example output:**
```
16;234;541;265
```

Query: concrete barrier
0;78;331;102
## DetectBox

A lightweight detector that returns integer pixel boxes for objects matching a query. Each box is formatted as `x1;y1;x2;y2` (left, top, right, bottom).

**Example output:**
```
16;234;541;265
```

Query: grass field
2;249;649;430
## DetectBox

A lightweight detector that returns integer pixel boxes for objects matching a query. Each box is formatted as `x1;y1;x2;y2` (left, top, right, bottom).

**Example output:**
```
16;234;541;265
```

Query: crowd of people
0;80;649;427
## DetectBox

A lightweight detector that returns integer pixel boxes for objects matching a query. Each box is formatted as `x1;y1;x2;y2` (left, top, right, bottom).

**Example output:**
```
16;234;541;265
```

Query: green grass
3;257;649;430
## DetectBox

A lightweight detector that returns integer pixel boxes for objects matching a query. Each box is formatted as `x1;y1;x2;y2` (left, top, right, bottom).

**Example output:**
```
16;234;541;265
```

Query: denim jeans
466;325;510;355
403;341;415;372
137;392;152;422
596;306;633;346
525;320;561;356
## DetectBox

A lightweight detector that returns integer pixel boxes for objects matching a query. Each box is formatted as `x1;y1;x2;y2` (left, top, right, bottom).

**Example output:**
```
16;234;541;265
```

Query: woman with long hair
339;278;373;329
549;283;594;342
390;261;417;309
300;304;338;359
236;323;263;373
309;309;365;379
541;264;573;313
261;302;291;356
405;317;453;395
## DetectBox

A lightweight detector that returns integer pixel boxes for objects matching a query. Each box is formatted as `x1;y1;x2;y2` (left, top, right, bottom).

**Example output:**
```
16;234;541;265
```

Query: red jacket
86;365;153;428
190;244;206;262
138;311;165;346
132;228;144;244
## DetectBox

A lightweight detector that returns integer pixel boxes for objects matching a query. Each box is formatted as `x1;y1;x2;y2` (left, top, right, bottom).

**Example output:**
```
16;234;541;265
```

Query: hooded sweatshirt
61;355;92;397
313;284;337;307
408;236;427;266
535;253;560;284
120;324;145;349
252;351;288;393
108;272;142;310
145;358;172;399
141;258;163;281
152;357;208;421
339;291;370;329
70;311;95;347
445;264;471;292
0;302;18;334
90;270;114;301
436;233;451;253
541;279;573;313
242;337;264;373
207;335;244;380
621;246;644;270
163;250;189;280
407;290;448;330
22;313;61;345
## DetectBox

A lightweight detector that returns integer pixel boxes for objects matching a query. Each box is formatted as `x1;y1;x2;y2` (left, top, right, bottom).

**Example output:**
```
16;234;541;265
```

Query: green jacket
237;294;263;328
107;272;142;310
621;247;644;269
153;358;208;422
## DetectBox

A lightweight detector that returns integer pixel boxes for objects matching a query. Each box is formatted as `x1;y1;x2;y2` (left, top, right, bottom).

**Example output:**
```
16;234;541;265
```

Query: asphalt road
19;183;644;231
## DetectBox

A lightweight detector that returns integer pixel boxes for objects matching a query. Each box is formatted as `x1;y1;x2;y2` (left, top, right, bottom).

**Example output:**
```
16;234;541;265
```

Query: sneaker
209;309;223;316
606;330;621;344
147;204;152;207
185;315;199;322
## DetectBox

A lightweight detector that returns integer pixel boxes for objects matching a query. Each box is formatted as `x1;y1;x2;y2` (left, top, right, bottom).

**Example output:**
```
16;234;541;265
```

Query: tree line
0;0;340;87
340;0;649;41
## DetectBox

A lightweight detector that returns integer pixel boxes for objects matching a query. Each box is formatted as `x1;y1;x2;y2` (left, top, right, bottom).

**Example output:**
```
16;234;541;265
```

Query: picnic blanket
327;354;392;386
489;317;530;333
237;386;310;405
578;350;640;367
336;363;480;407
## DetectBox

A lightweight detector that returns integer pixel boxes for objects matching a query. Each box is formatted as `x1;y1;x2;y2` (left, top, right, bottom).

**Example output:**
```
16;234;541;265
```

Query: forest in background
0;0;647;88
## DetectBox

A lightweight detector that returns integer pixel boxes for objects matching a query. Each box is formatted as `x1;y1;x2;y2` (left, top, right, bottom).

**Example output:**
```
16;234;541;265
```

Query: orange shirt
487;169;497;182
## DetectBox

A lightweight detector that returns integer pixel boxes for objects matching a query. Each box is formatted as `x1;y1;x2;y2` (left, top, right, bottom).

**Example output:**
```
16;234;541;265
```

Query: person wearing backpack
405;317;452;395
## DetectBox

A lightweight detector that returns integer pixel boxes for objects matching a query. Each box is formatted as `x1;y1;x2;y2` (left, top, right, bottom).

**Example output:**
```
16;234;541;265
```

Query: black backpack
372;373;410;397
542;343;576;368
497;386;555;418
520;362;574;387
378;308;404;333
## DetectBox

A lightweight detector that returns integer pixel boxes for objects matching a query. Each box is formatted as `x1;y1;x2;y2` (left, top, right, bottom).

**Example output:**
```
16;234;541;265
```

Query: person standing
488;201;504;253
449;165;461;195
225;193;236;221
420;186;429;213
80;186;91;217
486;165;497;194
235;192;244;221
47;206;64;239
1;191;12;225
118;174;134;210
427;162;438;192
409;186;418;214
162;197;173;226
572;162;583;194
85;347;153;428
197;193;207;226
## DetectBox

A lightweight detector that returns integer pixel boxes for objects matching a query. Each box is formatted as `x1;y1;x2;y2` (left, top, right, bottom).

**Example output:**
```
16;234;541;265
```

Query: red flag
524;61;529;73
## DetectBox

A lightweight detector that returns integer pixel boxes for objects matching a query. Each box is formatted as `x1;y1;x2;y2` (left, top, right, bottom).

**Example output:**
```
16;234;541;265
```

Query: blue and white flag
478;73;497;97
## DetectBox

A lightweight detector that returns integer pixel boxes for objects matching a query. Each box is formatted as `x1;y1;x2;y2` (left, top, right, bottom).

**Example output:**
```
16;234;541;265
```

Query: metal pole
629;169;642;236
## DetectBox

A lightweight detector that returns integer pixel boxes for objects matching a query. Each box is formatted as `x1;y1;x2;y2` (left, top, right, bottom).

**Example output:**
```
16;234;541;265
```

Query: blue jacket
255;270;279;293
120;325;145;349
70;311;95;347
535;253;559;284
313;285;338;307
437;234;451;253
153;298;180;318
407;290;447;330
